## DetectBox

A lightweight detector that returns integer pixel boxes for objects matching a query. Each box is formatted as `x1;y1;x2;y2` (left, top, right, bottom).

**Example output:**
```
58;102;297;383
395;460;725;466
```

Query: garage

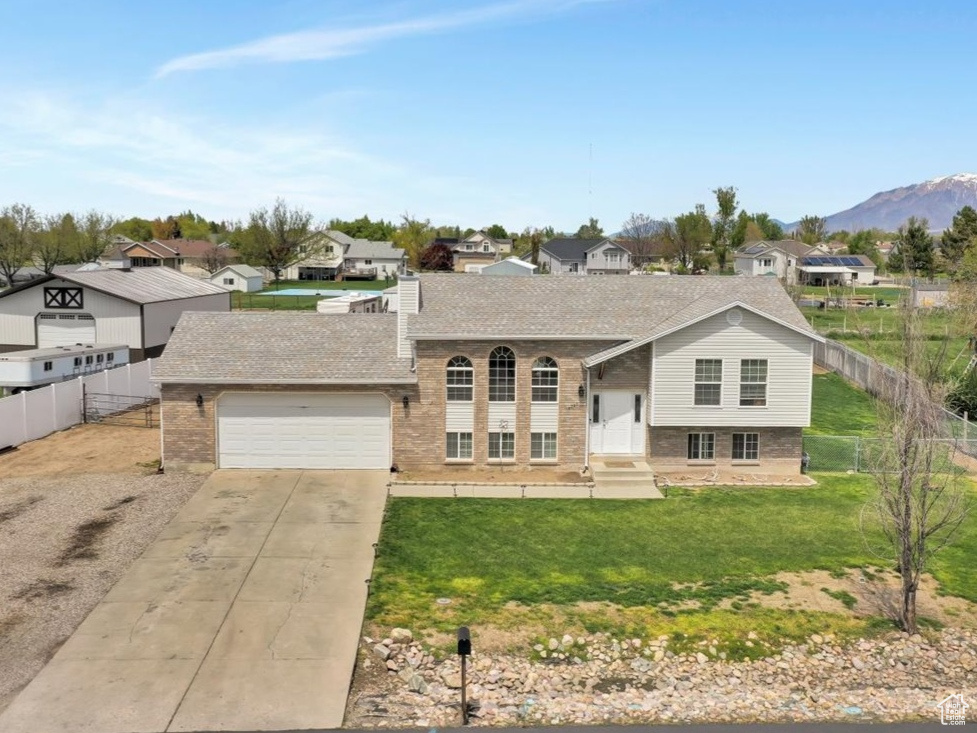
217;392;391;469
36;313;96;347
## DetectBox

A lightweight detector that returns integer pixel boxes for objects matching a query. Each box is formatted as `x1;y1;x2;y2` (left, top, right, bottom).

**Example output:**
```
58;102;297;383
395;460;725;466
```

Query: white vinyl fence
0;359;157;450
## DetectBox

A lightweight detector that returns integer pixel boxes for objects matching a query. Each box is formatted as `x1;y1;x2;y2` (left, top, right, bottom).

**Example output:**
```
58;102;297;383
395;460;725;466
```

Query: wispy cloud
0;91;405;216
156;0;612;77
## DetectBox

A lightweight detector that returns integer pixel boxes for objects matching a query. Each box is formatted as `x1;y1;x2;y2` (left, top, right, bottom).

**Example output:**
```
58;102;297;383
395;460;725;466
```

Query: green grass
807;372;878;436
821;587;858;609
369;473;884;629
264;279;388;291
231;279;390;310
800;285;906;302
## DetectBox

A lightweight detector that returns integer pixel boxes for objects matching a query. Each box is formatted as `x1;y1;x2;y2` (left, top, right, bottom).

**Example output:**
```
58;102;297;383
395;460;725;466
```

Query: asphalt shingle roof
408;274;817;342
344;240;406;260
154;312;414;383
539;238;610;261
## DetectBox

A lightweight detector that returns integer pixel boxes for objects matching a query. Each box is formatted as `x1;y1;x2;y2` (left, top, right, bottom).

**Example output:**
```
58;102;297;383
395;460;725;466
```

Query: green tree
78;210;118;263
575;217;604;239
392;213;433;269
151;216;181;240
111;217;153;242
846;229;884;269
485;224;509;240
328;215;397;241
0;203;38;286
796;215;827;245
668;204;712;271
36;213;79;272
751;212;784;241
710;186;738;270
941;205;977;275
236;199;319;284
890;217;935;276
730;210;750;250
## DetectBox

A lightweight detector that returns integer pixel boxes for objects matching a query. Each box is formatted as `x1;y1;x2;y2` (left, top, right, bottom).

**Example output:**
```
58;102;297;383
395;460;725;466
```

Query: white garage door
217;392;391;469
37;313;96;347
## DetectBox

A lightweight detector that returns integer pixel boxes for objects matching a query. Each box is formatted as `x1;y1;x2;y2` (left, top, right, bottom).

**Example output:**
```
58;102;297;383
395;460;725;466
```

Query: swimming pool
258;288;382;297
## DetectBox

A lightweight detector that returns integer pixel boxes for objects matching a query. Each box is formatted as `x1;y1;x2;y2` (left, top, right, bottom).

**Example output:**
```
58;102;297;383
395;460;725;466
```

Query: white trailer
0;344;129;394
316;292;383;314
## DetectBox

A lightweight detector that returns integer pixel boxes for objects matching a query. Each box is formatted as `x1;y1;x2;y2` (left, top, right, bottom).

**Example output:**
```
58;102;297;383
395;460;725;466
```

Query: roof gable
539;238;609;261
0;267;232;304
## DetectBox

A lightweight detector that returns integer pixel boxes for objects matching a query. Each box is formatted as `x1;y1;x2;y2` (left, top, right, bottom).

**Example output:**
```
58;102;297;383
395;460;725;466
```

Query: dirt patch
813;364;829;375
0;423;161;478
57;517;117;565
12;579;75;601
396;468;589;485
0;496;42;524
718;569;977;627
657;470;815;488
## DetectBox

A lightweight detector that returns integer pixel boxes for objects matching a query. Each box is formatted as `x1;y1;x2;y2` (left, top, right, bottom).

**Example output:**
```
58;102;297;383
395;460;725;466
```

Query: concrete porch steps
590;456;663;499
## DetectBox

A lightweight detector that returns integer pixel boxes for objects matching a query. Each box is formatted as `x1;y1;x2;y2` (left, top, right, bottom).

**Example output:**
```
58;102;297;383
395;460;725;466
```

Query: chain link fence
802;434;977;474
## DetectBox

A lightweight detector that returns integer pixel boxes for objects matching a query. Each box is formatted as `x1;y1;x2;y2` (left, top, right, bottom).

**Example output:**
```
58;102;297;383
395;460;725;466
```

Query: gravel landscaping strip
0;471;205;715
347;627;977;726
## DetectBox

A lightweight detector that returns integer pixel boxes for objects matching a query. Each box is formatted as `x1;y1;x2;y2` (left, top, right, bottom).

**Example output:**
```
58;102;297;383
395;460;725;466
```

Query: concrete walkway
0;470;388;733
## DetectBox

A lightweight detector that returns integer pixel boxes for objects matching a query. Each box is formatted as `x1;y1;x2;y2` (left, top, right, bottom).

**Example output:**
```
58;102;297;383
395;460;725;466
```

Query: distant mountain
786;174;977;234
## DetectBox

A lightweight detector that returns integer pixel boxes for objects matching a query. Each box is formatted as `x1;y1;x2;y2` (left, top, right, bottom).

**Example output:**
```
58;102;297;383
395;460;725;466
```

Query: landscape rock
391;628;413;644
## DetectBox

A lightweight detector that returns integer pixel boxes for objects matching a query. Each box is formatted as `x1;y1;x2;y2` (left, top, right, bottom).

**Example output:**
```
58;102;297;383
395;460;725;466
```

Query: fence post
82;383;87;424
854;437;860;473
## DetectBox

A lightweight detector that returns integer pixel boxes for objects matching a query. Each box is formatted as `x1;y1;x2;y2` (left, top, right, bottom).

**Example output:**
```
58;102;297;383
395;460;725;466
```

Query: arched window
531;357;559;402
446;356;473;402
488;346;515;402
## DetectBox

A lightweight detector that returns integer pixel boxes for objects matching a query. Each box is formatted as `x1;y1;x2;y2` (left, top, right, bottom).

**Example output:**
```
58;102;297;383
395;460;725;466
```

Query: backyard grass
263;279;389;291
805;372;878;436
231;278;390;310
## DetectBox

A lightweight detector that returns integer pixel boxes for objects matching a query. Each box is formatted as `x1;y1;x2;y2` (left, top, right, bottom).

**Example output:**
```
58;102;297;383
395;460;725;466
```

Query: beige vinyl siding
0;280;141;347
445;402;474;431
530;402;559;431
142;294;230;348
650;308;813;427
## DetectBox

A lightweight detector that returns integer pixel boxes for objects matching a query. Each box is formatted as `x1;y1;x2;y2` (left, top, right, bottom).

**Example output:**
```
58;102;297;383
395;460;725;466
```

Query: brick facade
649;426;803;474
160;342;804;476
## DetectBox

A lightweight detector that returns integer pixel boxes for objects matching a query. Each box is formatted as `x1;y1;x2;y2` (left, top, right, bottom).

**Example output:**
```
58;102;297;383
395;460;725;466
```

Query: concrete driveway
0;470;388;733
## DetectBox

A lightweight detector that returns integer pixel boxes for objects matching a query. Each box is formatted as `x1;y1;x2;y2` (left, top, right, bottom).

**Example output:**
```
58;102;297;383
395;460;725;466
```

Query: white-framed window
43;361;53;372
687;432;715;460
488;432;515;459
607;250;619;262
740;359;768;406
488;346;515;402
365;259;373;265
531;432;557;460
465;244;473;251
85;355;93;365
482;244;490;252
761;258;773;268
96;354;103;363
531;356;558;402
223;277;234;285
446;356;473;401
446;432;473;460
591;393;600;423
694;359;722;406
73;357;81;367
634;394;642;423
732;432;759;461
107;353;114;362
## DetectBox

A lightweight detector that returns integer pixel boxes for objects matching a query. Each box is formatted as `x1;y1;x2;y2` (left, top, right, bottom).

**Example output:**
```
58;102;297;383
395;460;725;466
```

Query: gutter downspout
583;368;591;471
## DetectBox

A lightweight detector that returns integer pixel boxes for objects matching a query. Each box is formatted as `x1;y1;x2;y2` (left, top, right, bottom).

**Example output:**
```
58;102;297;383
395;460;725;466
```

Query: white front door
591;391;642;455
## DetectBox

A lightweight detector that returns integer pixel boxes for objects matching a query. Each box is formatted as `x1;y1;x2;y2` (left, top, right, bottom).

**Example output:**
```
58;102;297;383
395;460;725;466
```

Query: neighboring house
797;255;876;286
154;275;821;476
103;239;238;278
479;257;537;276
451;231;514;272
279;230;348;281
535;238;632;274
466;230;513;255
0;267;231;360
343;239;406;281
210;264;264;293
733;240;813;281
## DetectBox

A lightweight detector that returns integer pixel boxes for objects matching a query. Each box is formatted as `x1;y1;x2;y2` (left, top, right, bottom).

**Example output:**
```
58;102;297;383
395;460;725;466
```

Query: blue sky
1;0;975;232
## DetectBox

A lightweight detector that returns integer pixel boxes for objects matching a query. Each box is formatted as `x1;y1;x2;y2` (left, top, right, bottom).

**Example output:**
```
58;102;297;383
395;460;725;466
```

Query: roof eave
409;333;631;342
153;375;418;385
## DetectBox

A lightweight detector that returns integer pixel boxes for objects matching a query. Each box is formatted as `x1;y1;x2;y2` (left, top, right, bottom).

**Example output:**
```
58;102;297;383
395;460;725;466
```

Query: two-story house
535;238;632;274
451;231;512;272
155;274;821;476
733;240;814;281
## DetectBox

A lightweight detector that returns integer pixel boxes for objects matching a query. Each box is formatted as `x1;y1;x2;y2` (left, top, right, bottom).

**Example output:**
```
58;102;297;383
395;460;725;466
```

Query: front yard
365;373;977;658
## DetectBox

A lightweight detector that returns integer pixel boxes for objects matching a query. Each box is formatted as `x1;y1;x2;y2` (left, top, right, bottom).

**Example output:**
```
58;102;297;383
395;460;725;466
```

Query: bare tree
0;203;38;286
619;212;660;268
76;210;117;263
200;245;230;274
236;199;319;284
861;297;970;634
